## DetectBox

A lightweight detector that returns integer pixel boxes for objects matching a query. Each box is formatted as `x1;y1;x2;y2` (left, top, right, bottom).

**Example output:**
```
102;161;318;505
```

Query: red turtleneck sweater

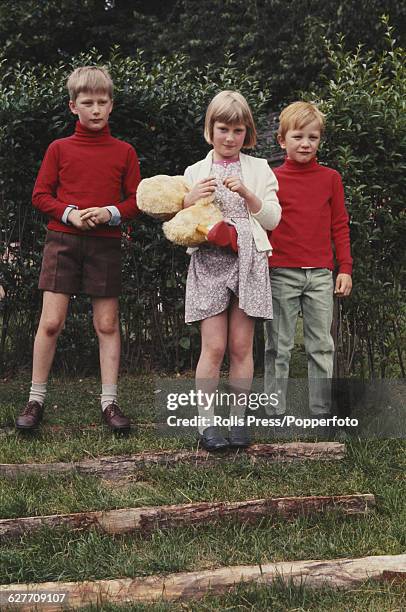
32;121;141;238
269;157;352;274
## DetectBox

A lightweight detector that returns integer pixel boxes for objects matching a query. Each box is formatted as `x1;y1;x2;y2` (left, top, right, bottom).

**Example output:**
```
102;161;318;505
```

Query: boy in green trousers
264;102;352;423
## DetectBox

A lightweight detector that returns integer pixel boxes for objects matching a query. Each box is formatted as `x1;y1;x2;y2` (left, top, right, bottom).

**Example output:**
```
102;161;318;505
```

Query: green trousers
264;268;334;415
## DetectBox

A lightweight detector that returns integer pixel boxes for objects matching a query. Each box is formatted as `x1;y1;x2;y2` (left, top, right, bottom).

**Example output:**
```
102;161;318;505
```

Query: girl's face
212;121;247;161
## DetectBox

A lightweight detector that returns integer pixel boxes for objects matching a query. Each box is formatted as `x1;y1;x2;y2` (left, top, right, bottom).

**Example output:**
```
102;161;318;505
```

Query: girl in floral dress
183;91;281;451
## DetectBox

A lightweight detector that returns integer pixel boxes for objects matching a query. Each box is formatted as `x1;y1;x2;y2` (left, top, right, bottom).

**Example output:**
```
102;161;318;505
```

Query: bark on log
379;570;406;584
0;493;374;539
0;442;345;479
1;554;405;611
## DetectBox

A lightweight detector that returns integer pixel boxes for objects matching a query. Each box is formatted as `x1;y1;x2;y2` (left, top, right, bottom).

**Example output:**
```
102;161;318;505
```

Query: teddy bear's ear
137;175;188;220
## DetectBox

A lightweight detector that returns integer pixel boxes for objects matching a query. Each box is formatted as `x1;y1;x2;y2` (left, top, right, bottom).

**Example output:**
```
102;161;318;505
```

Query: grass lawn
0;364;405;609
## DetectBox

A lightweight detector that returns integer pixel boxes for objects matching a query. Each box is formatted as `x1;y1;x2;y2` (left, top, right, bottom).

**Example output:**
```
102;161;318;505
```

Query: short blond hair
278;101;325;138
67;66;113;101
204;91;257;148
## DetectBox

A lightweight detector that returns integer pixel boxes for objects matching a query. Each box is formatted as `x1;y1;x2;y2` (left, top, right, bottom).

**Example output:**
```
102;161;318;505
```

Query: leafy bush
0;50;269;373
316;19;405;377
1;23;404;379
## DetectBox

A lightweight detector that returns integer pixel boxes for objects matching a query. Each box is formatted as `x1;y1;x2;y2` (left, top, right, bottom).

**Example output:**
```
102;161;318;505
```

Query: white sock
197;403;215;435
29;382;47;406
228;386;248;429
229;404;246;428
101;384;118;411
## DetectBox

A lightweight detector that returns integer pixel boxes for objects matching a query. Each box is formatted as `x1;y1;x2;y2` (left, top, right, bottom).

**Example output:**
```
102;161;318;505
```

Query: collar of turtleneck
282;156;319;171
73;120;111;142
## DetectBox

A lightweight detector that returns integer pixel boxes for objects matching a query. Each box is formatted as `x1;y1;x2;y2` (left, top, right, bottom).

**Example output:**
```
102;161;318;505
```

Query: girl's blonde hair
67;66;113;101
204;91;257;148
278;101;325;138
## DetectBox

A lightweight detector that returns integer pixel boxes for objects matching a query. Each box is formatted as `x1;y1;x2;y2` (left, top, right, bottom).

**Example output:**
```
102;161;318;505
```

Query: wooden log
379;570;406;584
0;442;345;479
1;554;405;610
0;493;374;539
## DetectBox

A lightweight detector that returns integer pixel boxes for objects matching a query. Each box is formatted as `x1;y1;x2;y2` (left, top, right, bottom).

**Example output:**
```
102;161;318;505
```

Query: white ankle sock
229;404;246;428
197;404;215;435
228;386;248;429
29;382;47;406
101;384;118;411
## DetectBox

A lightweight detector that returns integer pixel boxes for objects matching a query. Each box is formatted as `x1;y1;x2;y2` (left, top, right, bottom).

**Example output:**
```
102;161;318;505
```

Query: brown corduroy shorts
38;230;122;297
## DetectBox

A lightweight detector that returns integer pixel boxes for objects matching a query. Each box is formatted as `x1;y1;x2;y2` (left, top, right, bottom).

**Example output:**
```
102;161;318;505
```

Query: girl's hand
184;177;217;208
223;176;262;213
223;176;249;198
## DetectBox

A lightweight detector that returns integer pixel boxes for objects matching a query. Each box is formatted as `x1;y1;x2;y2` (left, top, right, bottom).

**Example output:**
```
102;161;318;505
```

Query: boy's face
278;119;321;163
69;91;113;131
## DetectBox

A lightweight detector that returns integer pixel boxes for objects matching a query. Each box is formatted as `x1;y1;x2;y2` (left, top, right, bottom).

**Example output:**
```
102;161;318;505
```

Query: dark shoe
16;401;44;430
102;402;131;432
198;426;229;452
228;425;251;448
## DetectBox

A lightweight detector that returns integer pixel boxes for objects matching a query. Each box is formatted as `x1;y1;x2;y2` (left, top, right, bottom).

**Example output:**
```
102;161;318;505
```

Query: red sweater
32;121;141;238
269;157;352;274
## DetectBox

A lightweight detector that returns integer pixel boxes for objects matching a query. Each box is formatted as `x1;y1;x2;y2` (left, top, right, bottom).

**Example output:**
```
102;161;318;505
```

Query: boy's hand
184;177;217;208
334;273;352;297
223;176;249;199
79;207;112;227
67;209;93;231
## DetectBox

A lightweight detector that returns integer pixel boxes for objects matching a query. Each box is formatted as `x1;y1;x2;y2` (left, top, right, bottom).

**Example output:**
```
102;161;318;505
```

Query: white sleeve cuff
106;205;121;226
62;205;78;225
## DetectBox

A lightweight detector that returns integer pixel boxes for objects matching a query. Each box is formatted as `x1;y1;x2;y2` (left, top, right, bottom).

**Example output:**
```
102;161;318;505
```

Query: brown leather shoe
16;401;44;430
102;402;131;431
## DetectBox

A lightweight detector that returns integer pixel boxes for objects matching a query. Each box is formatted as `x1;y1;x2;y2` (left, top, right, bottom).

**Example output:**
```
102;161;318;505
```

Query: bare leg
92;297;120;385
227;297;255;445
92;297;131;430
228;296;255;387
196;310;228;381
32;291;70;382
195;310;228;434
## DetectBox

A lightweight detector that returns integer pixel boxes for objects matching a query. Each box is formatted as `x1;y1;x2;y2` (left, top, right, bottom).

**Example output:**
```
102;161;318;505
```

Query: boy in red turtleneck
16;66;141;433
264;101;352;423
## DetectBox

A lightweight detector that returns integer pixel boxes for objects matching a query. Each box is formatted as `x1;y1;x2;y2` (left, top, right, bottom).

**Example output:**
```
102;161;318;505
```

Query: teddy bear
137;174;238;249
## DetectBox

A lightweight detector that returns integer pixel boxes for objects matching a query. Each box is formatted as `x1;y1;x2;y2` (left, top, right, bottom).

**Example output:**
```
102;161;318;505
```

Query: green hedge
1;24;405;378
0;51;269;373
317;21;406;377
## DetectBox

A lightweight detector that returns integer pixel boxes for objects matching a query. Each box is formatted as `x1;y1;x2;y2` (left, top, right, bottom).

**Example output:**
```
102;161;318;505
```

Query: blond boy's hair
204;90;257;148
67;66;114;101
278;101;325;138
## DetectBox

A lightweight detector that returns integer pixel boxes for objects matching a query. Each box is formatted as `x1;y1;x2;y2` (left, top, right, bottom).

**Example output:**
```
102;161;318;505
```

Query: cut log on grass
0;442;345;479
379;570;406;584
1;554;405;610
0;493;375;539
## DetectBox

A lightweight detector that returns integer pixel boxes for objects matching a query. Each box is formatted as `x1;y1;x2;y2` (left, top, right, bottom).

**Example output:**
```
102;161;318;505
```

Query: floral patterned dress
185;158;273;323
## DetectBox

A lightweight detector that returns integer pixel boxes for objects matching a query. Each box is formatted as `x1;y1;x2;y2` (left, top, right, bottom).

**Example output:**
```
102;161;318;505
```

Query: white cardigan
184;150;281;254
